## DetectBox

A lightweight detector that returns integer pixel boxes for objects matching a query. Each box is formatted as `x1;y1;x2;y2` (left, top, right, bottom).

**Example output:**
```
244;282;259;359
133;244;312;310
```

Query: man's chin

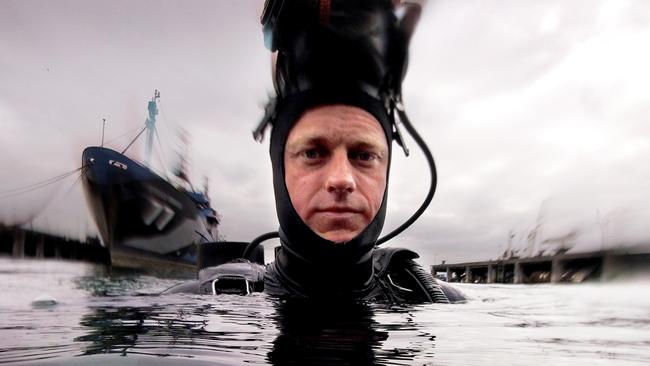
315;229;360;244
306;215;368;243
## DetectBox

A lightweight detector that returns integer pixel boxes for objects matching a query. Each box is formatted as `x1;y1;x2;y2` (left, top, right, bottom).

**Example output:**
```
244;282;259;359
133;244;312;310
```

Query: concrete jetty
431;246;650;284
0;225;108;264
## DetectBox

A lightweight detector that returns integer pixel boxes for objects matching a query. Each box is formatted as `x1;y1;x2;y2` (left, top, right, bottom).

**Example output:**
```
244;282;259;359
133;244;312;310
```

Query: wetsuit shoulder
263;262;295;298
435;278;466;303
373;247;465;303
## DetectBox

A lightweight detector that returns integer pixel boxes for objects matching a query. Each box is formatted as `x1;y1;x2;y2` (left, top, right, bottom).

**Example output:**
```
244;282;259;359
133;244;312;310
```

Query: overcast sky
1;0;649;264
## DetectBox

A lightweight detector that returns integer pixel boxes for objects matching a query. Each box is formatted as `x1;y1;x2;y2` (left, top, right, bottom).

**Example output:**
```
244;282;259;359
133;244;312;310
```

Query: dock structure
431;246;650;284
0;225;109;264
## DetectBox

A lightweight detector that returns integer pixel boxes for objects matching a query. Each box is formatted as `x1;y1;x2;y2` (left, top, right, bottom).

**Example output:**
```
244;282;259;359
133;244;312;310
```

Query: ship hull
81;146;213;269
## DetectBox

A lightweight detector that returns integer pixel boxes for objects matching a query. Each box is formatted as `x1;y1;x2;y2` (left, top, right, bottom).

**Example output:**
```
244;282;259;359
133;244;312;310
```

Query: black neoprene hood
268;90;393;295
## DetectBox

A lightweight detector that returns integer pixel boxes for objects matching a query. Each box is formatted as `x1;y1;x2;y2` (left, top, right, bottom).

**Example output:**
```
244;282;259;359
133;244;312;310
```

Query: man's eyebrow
286;134;387;154
350;138;388;155
287;135;327;147
351;140;384;150
285;136;328;153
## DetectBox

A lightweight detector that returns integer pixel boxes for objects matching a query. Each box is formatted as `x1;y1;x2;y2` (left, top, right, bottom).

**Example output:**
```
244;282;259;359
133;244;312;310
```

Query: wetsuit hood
269;90;393;296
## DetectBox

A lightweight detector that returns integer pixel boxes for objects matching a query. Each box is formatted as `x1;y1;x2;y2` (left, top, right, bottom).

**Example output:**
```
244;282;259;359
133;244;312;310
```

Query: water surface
0;257;649;365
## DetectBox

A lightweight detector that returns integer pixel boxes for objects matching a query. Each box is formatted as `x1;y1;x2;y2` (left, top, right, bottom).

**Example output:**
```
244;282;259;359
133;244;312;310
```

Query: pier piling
465;266;473;283
513;262;523;284
35;235;45;258
12;229;25;258
487;264;496;283
551;258;564;283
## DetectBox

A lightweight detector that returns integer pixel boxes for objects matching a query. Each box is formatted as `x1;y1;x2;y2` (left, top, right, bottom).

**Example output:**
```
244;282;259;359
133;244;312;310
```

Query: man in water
255;0;464;303
165;0;463;303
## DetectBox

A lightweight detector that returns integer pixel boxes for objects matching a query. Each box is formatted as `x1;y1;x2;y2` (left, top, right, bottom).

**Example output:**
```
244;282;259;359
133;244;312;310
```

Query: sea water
0;257;649;365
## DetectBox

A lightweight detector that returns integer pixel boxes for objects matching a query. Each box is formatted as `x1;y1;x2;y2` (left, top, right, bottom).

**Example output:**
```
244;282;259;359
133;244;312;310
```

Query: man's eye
350;151;377;162
301;148;323;160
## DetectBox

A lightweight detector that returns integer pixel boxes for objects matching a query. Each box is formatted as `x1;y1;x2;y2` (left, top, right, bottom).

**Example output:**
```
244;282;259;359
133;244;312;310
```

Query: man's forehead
287;104;387;145
299;104;380;124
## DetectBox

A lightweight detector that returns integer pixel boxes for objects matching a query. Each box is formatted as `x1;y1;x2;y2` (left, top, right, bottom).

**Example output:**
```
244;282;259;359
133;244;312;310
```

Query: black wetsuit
164;246;464;304
265;246;464;303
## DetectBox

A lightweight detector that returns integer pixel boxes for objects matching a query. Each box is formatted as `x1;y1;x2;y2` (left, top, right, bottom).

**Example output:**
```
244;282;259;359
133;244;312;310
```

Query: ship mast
144;90;160;167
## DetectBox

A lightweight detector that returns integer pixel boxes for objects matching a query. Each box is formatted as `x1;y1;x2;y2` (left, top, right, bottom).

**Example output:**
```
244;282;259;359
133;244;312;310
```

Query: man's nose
324;151;356;194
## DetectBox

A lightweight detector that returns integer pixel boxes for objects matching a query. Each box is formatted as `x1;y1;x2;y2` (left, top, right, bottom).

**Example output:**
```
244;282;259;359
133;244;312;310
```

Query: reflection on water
0;258;649;365
269;300;389;365
71;295;278;364
71;295;433;364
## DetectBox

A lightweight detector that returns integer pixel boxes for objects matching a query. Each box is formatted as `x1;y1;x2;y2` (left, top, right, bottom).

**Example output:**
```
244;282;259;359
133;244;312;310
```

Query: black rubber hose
376;104;437;245
243;231;280;260
403;259;450;303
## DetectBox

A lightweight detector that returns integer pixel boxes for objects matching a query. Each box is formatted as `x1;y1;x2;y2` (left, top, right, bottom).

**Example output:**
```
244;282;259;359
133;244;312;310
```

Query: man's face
284;104;388;243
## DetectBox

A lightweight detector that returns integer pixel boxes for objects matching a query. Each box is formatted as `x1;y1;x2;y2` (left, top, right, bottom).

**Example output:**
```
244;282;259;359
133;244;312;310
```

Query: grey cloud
1;1;648;266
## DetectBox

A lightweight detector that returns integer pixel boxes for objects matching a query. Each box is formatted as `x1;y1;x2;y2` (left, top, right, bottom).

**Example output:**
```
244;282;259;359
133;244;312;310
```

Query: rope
120;124;148;154
103;124;146;146
23;164;90;225
154;126;171;180
0;166;85;199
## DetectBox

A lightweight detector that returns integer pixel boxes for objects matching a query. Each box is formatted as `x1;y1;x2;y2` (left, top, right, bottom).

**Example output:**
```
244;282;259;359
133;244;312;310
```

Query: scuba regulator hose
377;100;437;245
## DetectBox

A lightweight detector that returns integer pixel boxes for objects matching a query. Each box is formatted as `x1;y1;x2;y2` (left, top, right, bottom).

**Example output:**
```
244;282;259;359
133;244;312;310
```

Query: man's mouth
313;207;363;220
316;206;362;214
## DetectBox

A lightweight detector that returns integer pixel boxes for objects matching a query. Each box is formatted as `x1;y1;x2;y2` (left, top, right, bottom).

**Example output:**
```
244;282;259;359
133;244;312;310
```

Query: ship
81;90;219;270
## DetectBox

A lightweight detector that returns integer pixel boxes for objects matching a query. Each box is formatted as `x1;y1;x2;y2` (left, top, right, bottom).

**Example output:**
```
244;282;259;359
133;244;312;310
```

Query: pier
431;246;650;284
0;225;109;264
